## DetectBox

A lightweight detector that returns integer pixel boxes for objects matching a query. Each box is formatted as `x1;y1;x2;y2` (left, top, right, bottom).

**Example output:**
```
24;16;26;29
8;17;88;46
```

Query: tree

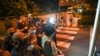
85;0;98;8
25;0;41;16
0;0;41;16
34;0;59;13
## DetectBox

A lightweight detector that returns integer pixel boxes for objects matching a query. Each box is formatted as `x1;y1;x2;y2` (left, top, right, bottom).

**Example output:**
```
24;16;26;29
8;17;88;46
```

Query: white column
88;0;100;56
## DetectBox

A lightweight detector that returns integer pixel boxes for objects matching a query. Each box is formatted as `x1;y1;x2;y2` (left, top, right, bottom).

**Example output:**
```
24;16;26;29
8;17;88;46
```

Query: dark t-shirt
3;34;15;52
43;24;57;44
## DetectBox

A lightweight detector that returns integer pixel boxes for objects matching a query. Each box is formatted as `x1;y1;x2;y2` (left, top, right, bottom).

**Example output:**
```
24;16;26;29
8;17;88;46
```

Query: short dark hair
43;25;55;36
8;26;13;29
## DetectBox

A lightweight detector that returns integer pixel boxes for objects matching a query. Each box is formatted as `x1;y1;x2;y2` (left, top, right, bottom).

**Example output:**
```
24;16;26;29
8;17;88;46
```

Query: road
56;26;90;56
56;26;79;49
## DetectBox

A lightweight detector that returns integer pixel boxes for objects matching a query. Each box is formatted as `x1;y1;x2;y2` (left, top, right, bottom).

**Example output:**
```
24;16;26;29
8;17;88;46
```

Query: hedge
82;9;96;16
78;16;95;25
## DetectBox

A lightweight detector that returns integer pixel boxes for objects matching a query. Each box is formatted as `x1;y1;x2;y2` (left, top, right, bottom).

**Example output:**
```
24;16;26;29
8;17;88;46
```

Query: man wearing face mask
3;26;16;56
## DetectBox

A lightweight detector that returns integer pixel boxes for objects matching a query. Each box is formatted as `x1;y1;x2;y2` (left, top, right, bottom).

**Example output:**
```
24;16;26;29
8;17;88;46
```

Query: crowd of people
2;15;64;56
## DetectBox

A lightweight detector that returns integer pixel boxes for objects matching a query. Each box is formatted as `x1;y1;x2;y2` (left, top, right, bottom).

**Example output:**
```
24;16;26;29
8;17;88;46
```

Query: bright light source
78;8;83;13
48;17;55;24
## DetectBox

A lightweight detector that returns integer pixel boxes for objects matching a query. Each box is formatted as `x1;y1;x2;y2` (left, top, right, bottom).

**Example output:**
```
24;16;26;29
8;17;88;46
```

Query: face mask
32;30;36;34
28;44;34;50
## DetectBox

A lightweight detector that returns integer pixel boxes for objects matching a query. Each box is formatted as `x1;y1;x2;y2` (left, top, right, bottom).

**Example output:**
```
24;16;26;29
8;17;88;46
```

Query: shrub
82;9;96;16
78;16;95;25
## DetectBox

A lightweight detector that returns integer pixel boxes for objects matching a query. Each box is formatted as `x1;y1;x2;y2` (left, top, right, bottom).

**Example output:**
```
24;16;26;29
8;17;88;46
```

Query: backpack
43;41;64;56
43;41;53;56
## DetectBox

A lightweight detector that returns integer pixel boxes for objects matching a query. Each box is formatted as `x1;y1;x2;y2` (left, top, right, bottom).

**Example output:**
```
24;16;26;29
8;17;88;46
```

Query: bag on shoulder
43;41;53;56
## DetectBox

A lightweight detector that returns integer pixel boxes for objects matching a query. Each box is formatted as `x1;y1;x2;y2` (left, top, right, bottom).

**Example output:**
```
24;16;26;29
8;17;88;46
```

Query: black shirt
3;34;15;52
